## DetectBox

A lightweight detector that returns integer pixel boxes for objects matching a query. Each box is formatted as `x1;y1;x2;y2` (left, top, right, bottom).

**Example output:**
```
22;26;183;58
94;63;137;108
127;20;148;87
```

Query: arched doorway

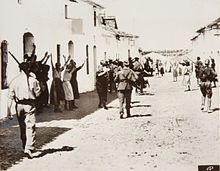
68;41;74;59
23;32;34;59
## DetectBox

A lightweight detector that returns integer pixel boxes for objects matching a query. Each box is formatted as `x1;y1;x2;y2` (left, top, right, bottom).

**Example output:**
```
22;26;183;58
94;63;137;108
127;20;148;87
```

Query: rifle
8;51;31;77
186;57;196;64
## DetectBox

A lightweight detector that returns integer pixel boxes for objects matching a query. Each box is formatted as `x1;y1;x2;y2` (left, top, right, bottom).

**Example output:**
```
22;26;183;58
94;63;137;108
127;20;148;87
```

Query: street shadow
213;108;220;112
107;106;119;109
33;146;76;158
128;114;152;118
0;126;70;170
131;104;151;108
138;92;155;96
131;101;140;104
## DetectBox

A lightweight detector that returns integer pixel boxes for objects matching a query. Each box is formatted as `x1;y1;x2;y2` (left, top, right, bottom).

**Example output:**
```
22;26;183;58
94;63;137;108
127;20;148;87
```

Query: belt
17;99;36;105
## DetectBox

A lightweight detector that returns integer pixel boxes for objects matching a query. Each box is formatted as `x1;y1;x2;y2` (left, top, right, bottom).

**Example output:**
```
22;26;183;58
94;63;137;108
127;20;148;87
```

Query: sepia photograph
0;0;219;170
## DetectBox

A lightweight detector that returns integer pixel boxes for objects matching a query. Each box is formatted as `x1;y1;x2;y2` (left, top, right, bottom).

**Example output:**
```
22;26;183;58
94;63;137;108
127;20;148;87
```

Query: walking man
199;59;217;113
195;57;203;86
114;61;137;119
7;62;41;159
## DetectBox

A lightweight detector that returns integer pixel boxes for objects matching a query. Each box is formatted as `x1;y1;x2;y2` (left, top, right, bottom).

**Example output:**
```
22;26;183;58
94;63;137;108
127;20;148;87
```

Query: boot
72;100;78;109
103;101;108;110
201;96;205;111
126;110;131;118
207;98;212;113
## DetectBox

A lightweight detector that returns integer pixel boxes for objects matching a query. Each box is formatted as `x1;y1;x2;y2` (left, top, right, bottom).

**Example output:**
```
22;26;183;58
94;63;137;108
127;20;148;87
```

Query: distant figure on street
199;59;217;113
133;57;145;94
96;64;109;109
183;61;192;91
114;61;137;119
210;58;217;88
194;57;203;86
171;61;178;82
7;62;41;159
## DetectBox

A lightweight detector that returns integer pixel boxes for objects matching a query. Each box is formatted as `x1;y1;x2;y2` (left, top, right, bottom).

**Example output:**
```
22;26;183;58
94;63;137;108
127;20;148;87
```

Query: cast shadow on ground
137;92;155;96
33;146;76;158
213;108;220;112
128;114;152;118
131;104;151;108
131;101;140;104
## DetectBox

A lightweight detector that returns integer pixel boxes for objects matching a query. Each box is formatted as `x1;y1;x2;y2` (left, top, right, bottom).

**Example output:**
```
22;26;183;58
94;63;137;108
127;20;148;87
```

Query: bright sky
97;0;220;51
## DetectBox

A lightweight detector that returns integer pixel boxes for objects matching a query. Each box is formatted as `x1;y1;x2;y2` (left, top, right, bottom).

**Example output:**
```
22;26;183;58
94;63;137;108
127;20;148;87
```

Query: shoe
72;105;78;109
98;105;102;108
24;149;33;159
104;106;108;110
207;109;213;113
120;112;124;119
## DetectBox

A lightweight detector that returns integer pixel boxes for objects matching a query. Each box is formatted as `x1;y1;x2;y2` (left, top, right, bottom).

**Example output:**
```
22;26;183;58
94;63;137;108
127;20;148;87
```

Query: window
94;10;97;27
86;45;89;74
57;44;61;64
1;40;8;89
65;5;68;19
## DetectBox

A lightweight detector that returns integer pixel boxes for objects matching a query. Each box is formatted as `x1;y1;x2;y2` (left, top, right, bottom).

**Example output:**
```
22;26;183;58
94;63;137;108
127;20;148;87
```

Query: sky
96;0;220;51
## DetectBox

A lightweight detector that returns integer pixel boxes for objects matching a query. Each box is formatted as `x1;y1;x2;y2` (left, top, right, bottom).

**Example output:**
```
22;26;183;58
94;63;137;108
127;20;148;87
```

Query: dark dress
96;71;108;105
70;66;83;99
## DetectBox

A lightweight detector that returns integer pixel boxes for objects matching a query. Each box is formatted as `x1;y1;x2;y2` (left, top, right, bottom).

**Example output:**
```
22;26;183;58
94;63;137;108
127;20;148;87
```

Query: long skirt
50;78;65;105
63;81;74;101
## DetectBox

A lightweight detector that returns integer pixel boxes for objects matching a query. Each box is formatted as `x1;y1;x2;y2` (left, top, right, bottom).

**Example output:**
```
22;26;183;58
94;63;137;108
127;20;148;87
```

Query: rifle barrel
8;51;20;65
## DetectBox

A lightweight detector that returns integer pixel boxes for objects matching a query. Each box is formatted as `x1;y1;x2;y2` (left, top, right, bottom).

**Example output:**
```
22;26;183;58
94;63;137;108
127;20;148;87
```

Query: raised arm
40;52;48;64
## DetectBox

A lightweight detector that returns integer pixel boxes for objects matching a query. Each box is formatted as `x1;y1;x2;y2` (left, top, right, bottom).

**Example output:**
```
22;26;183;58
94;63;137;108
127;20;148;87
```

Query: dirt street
1;73;220;171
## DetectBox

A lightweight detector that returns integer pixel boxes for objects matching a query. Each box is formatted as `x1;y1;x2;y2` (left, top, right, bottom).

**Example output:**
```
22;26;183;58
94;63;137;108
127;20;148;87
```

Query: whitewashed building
0;0;139;118
190;18;220;75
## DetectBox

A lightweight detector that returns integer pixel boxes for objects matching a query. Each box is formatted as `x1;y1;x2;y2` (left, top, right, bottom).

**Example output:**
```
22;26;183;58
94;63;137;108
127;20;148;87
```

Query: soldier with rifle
7;51;41;159
199;59;217;113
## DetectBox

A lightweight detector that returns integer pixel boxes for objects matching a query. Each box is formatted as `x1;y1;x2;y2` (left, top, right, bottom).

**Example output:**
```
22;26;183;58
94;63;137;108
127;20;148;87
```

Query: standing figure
96;64;109;109
133;57;145;94
195;57;203;86
199;59;217;113
183;61;192;91
50;55;69;112
171;61;178;82
7;62;41;159
210;58;217;87
63;64;75;110
114;61;137;119
69;59;84;108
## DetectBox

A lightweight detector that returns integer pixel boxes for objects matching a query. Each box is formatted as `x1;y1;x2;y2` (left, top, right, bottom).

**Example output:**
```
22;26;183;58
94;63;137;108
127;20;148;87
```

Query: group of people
95;57;151;118
171;56;218;113
7;44;84;158
6;43;218;160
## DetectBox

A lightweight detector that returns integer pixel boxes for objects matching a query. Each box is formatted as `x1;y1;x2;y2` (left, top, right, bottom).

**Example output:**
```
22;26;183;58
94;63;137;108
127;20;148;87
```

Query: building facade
0;0;139;118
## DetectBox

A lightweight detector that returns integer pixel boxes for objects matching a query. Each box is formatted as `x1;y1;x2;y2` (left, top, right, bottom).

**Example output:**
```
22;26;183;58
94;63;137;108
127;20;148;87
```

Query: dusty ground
1;73;219;171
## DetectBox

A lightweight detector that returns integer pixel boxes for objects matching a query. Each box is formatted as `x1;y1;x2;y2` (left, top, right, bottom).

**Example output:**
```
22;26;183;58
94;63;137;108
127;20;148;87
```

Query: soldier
96;64;109;109
114;61;137;119
195;57;203;86
7;62;41;159
133;57;145;94
199;59;217;113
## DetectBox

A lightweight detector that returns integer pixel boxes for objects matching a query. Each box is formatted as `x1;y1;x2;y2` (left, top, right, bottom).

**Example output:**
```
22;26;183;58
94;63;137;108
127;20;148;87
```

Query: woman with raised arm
50;54;70;112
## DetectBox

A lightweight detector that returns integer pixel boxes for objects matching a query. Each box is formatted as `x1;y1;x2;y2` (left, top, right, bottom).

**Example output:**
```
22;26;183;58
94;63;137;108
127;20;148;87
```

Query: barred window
86;45;89;75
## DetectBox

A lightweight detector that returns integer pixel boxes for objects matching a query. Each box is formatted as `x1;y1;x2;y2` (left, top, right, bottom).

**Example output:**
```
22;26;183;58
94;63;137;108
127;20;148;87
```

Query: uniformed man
7;62;41;159
199;59;217;113
114;61;137;119
133;57;145;94
194;56;203;86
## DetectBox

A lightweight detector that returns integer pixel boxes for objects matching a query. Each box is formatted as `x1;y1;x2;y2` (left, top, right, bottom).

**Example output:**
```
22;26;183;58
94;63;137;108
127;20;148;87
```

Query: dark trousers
118;90;132;115
97;87;108;107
